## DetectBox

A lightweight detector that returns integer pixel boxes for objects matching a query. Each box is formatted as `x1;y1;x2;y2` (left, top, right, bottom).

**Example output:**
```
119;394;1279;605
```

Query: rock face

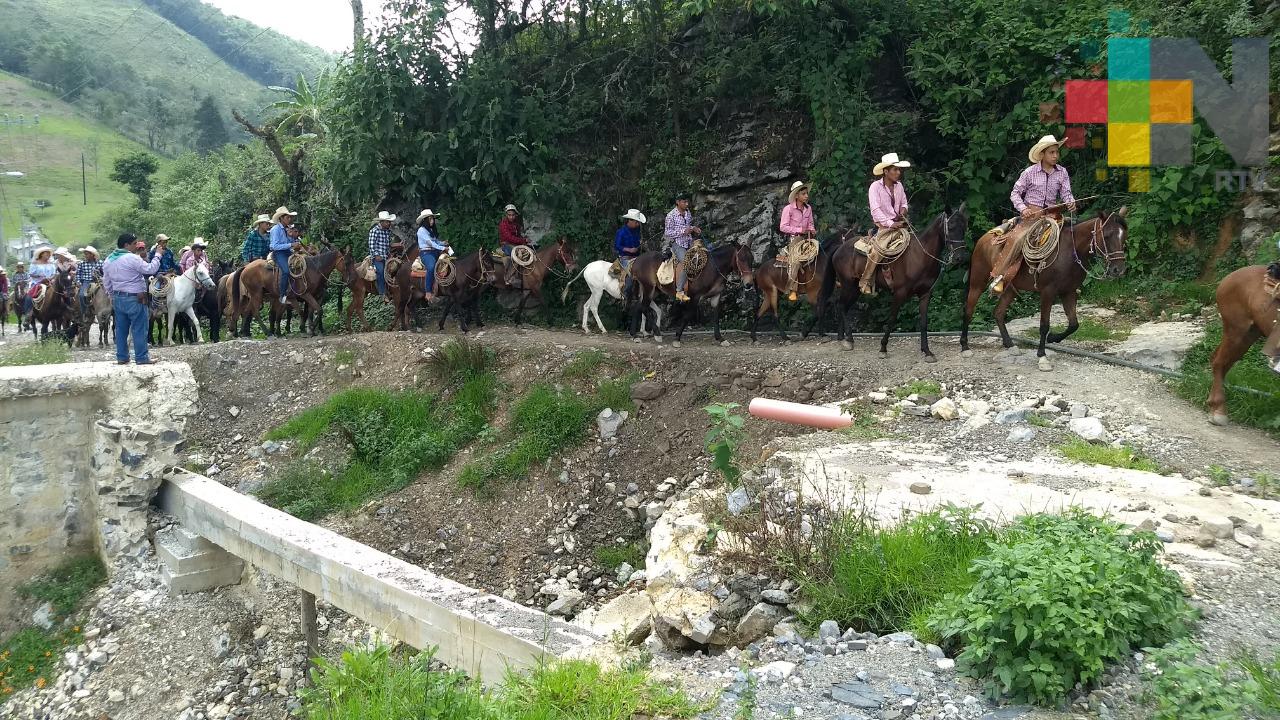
1113;322;1205;372
645;494;722;649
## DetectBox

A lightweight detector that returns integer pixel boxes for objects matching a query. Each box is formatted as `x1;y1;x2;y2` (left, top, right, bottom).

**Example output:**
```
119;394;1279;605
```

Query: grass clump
929;510;1195;706
894;379;942;399
260;375;496;520
428;337;498;381
790;505;1000;639
1143;639;1278;720
17;555;105;617
1;555;104;700
1205;464;1232;487
298;644;703;720
561;348;609;379
1058;438;1161;472
839;401;888;440
1021;317;1128;342
332;349;357;366
1026;412;1053;428
0;342;71;367
594;542;646;572
1174;320;1280;434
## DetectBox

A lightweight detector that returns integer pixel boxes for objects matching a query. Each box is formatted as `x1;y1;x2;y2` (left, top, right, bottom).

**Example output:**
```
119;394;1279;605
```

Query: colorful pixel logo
1063;11;1269;191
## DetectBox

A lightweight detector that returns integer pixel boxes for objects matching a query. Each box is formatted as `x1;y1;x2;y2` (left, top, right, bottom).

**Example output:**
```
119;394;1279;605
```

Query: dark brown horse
31;268;79;343
960;208;1129;371
490;238;578;324
230;249;344;337
750;244;834;344
0;280;7;336
628;243;755;347
269;248;345;336
339;248;380;333
821;207;969;361
437;248;497;333
1207;263;1280;425
390;244;423;331
11;277;32;334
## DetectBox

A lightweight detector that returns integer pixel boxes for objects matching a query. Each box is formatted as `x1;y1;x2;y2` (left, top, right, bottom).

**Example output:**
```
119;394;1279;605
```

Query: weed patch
17;555;105;617
1058;439;1162;472
1;555;103;700
260;375;496;519
840;402;888;440
333;349;357;366
0;342;70;367
1021;317;1128;342
561;348;609;379
1026;413;1053;428
894;379;941;399
594;542;646;572
1143;639;1271;720
428;337;497;382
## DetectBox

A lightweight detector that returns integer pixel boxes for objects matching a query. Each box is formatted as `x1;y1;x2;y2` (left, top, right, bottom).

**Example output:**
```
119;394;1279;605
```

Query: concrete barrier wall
158;470;600;684
0;363;197;617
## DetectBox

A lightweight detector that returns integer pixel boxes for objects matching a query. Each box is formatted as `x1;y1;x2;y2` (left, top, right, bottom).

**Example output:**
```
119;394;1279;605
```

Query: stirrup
675;291;690;302
788;291;798;302
988;275;1004;294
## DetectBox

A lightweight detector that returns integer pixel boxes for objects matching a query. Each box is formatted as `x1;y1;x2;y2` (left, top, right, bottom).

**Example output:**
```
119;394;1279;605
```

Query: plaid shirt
242;229;270;262
1011;164;1075;212
76;260;103;284
368;225;393;258
664;207;695;249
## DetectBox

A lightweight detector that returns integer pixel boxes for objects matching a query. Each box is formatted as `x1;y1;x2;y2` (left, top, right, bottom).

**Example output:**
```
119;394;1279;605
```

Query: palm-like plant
268;70;330;138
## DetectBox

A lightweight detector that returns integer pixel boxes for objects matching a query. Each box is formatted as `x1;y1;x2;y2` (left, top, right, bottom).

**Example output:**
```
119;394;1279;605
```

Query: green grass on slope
0;71;148;253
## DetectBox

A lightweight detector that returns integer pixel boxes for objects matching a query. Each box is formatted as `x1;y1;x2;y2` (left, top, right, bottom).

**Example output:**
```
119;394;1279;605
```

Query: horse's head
192;262;216;290
555;237;577;273
730;243;754;287
942;203;970;265
1096;206;1129;278
215;259;235;280
336;248;351;275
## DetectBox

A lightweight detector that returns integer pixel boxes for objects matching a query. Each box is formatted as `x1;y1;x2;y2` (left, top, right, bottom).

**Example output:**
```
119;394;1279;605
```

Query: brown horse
11;278;32;334
77;280;113;347
960;207;1129;371
1207;263;1280;425
628;243;755;347
490;239;578;324
0;281;7;336
31;269;79;343
437;247;497;333
269;248;345;336
750;244;834;344
230;249;345;337
339;248;380;333
390;244;423;331
821;207;969;361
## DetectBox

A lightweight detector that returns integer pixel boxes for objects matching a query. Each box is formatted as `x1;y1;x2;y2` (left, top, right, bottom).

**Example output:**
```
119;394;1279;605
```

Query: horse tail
560;265;587;304
230;268;243;318
816;245;838;311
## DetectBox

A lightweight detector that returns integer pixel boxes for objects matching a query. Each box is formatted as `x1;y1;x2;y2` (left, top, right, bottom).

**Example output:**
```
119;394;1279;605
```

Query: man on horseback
149;235;179;275
368;210;397;300
498;203;532;286
989;135;1078;293
269;206;298;304
180;238;210;273
616;209;646;297
416;209;450;302
864;152;912;293
76;246;102;315
242;214;272;264
664;193;701;302
779;180;817;302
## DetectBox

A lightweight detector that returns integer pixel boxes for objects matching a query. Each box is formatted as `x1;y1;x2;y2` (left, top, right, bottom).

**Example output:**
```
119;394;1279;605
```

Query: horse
228;260;280;338
627;243;755;347
489;238;577;325
390;244;424;331
750;241;835;344
1206;263;1280;425
437;248;497;333
821;207;970;361
560;260;661;335
0;283;7;336
266;248;345;336
31;269;79;344
960;207;1129;371
161;264;217;344
339;248;379;333
11;279;33;334
76;280;113;348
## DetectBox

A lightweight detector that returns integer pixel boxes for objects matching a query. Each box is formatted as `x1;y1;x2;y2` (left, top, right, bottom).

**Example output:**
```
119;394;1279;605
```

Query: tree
109;152;160;209
193;95;230;154
144;91;174;153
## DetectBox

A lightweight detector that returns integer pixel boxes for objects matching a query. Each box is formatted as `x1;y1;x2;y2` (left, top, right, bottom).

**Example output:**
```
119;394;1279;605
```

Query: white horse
561;260;661;335
167;263;216;344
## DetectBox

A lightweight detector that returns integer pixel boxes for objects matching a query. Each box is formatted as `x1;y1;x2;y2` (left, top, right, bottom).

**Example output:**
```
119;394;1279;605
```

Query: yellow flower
27;665;35;673
35;677;46;689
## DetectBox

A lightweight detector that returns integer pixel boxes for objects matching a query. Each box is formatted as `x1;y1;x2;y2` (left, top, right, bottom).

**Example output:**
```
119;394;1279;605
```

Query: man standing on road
102;233;161;365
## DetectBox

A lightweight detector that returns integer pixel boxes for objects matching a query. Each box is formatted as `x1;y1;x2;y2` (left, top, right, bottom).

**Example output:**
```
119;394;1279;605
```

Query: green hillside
0;0;332;154
0;70;148;254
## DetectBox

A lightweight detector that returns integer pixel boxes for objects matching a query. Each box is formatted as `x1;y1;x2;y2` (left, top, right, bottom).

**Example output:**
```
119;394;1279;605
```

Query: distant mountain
0;0;335;155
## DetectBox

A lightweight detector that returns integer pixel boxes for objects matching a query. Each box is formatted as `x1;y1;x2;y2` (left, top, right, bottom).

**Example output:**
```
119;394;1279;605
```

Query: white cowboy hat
251;214;271;227
621;209;647;224
54;247;75;261
14;261;24;268
1028;134;1066;164
154;233;170;243
180;246;191;255
872;152;912;176
33;246;52;257
80;246;99;256
788;180;810;202
416;209;439;223
192;237;208;248
503;204;519;214
271;206;296;223
376;210;398;223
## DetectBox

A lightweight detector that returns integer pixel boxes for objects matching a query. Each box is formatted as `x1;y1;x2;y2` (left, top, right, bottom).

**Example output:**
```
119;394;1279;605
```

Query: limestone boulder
573;591;653;646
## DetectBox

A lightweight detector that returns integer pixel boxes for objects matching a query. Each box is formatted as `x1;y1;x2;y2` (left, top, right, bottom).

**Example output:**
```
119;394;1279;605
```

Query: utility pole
0;171;26;268
82;153;87;205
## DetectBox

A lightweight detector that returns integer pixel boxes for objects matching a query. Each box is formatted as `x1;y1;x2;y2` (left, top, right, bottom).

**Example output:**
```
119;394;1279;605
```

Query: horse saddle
656;258;678;285
354;258;377;282
32;282;50;310
410;257;427;279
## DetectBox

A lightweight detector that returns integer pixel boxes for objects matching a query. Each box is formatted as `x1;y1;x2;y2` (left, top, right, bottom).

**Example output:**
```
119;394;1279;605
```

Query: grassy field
0;71;147;256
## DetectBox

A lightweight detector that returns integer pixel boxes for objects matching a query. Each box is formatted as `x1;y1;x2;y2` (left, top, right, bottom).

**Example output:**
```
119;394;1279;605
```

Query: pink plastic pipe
749;397;852;430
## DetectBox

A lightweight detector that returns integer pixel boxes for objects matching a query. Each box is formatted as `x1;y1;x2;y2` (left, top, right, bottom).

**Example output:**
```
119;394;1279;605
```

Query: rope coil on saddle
1020;217;1062;275
385;257;402;289
511;245;536;267
436;255;457;287
685;242;709;278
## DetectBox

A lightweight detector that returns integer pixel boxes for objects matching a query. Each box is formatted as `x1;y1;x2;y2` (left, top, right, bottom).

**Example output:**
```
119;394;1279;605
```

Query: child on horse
989;134;1078;293
779;181;817;302
664;193;702;302
615;209;646;296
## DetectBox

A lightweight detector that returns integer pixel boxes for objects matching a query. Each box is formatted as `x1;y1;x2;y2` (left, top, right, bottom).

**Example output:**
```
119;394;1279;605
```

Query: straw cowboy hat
54;247;75;261
251;214;271;228
14;262;24;269
416;209;439;223
155;233;170;243
621;209;647;224
375;210;398;223
33;246;52;259
1029;134;1066;164
271;206;296;223
192;237;208;248
503;204;519;214
787;180;810;203
873;152;912;176
80;246;99;257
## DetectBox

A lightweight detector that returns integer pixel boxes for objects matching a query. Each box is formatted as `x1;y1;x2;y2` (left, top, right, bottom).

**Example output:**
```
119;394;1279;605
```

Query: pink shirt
179;250;208;273
779;202;816;236
1011;163;1075;213
868;179;908;229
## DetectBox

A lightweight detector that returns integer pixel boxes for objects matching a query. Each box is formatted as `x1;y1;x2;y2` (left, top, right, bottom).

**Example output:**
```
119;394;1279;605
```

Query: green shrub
17;555;106;617
1145;640;1252;720
1058;439;1162;473
929;511;1195;706
894;379;941;399
1237;647;1280;712
1205;464;1232;487
704;402;745;488
594;542;646;571
428;337;497;382
0;342;71;367
795;505;1000;638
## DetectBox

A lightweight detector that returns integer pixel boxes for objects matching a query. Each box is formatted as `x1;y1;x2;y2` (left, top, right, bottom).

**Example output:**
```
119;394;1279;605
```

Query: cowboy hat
33;246;52;257
872;152;912;176
415;209;439;223
192;238;208;248
80;246;99;256
155;233;170;243
788;180;810;202
54;248;75;262
180;246;191;255
14;261;24;268
251;214;271;227
503;204;519;214
376;210;398;223
1029;134;1066;164
621;209;647;224
271;206;296;223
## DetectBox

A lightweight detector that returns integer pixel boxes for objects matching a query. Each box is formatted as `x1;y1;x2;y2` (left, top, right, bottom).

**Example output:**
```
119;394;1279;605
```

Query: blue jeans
112;292;150;363
373;258;387;296
421;251;439;293
499;244;514;256
672;243;689;291
273;250;292;300
79;282;90;315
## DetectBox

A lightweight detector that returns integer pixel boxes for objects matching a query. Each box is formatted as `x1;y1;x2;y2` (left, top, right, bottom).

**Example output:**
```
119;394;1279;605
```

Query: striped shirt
76;260;103;284
1011;164;1075;213
368;225;393;258
664;208;695;249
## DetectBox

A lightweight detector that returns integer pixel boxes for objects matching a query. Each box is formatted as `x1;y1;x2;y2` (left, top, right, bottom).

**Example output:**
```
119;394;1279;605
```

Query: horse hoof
1209;413;1230;427
840;341;853;351
654;336;663;344
878;352;889;360
924;354;938;364
632;337;641;344
672;340;682;348
1037;357;1053;372
720;340;730;348
961;350;974;358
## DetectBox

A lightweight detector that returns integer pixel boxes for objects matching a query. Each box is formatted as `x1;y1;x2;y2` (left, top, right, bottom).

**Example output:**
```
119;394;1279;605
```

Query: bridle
1074;214;1124;278
904;210;966;266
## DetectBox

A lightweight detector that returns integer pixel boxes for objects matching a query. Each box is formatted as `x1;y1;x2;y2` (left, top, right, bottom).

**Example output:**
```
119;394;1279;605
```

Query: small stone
925;644;945;659
909;481;932;495
751;660;796;682
936;658;956;670
1069;402;1089;418
737;603;785;643
901;403;930;418
868;392;889;403
929;398;959;421
547;590;584;616
596;408;629;440
959;399;990;416
819;620;841;642
829;682;882;709
228;406;241;418
31;602;55;630
846;640;868;651
1006;427;1036;443
86;649;109;668
278;666;294;681
616;562;634;584
761;589;792;604
727;486;751;516
108;689;125;703
1067;417;1108;443
630;382;666;401
1156;529;1175;543
1201;517;1235;539
994;408;1030;424
1235;532;1258;549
